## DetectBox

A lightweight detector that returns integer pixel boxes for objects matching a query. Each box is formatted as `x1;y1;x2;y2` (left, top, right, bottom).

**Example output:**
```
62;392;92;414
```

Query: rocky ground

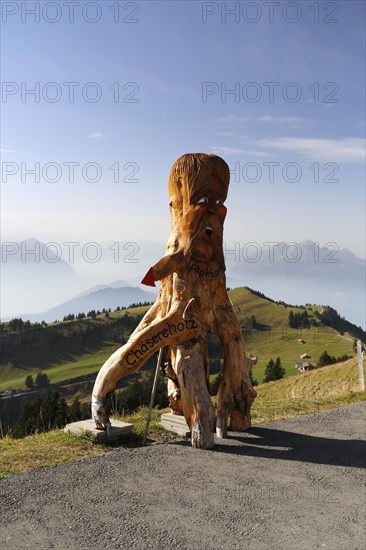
1;402;365;550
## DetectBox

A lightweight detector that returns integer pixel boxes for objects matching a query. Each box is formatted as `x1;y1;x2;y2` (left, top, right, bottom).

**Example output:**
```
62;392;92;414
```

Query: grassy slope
251;356;365;423
1;358;364;478
0;288;357;391
229;287;353;382
0;345;115;392
0;306;149;392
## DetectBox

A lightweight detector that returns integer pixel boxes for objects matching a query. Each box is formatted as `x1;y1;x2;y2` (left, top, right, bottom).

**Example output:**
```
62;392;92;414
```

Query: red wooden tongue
141;267;156;287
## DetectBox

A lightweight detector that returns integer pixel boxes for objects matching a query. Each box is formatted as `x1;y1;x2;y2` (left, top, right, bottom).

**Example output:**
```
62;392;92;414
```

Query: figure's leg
167;341;210;417
174;341;215;449
91;303;200;428
167;377;182;414
165;348;183;415
216;316;256;437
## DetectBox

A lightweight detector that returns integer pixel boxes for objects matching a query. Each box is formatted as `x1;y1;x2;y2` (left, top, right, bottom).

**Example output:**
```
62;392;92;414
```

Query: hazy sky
1;0;365;259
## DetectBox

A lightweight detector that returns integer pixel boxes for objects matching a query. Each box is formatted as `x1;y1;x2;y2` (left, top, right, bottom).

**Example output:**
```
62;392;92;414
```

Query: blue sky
1;0;365;260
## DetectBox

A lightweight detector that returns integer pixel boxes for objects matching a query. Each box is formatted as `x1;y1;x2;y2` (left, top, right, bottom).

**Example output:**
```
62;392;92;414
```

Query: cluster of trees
113;371;168;414
209;367;258;396
4;318;48;332
263;357;285;383
62;309;114;322
1;310;146;359
248;287;298;308
124;301;154;309
4;301;155;334
314;306;366;342
241;315;258;329
86;310;98;318
13;393;90;438
288;310;316;329
25;372;50;389
63;313;77;321
317;350;350;367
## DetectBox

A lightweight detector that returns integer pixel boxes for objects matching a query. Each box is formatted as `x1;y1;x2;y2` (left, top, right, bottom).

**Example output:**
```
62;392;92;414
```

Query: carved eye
197;197;209;204
216;199;224;205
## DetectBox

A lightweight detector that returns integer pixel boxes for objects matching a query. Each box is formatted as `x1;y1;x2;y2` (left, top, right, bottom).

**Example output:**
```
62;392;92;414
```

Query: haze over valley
1;237;365;329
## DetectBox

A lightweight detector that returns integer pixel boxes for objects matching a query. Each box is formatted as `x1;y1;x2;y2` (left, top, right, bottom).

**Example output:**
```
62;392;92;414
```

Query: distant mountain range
227;240;365;283
1;238;83;319
1;237;76;275
226;240;365;329
4;282;157;323
75;280;130;297
1;238;365;328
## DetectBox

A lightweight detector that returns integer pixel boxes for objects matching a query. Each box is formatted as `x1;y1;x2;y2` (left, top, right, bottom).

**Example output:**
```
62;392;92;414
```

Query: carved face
168;154;230;266
184;175;227;263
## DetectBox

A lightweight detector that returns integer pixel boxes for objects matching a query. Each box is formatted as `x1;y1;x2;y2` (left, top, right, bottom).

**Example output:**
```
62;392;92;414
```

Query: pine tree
25;374;34;389
249;369;258;386
288;311;294;327
263;357;285;382
40;392;59;429
35;372;50;387
54;397;69;427
318;350;336;367
14;398;42;437
263;359;276;382
69;398;81;422
274;357;285;380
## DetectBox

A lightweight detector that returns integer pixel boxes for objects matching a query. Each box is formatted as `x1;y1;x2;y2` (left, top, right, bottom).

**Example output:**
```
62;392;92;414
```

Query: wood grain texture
92;153;257;448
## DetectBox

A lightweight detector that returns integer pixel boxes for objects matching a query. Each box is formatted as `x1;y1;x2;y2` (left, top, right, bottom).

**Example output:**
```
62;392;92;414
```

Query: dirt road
1;402;365;550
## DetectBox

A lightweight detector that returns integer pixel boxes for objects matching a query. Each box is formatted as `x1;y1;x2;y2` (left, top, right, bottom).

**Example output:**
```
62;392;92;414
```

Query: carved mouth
205;226;213;237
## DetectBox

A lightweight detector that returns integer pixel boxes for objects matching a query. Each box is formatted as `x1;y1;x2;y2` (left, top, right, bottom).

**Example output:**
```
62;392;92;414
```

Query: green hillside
0;307;148;392
0;287;362;392
229;287;357;382
251;356;365;424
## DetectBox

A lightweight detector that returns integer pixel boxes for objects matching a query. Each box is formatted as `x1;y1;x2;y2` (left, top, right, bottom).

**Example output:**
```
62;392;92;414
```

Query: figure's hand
141;267;156;287
141;251;185;286
92;394;112;429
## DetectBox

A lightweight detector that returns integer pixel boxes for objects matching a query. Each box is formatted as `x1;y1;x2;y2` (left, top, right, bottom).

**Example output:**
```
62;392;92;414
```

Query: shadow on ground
173;425;366;469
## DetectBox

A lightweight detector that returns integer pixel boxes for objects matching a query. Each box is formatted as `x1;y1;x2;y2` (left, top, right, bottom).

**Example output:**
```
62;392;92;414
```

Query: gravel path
1;402;365;550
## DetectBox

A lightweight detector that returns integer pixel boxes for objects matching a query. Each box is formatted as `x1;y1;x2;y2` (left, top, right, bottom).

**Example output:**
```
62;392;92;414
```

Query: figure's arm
141;251;185;286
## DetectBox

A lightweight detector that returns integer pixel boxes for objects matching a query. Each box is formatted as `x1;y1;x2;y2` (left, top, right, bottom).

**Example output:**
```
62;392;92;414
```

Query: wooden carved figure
92;153;257;449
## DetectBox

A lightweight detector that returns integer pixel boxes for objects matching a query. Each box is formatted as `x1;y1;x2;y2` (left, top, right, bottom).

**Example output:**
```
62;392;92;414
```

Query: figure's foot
92;394;112;429
230;410;251;431
216;416;228;439
191;422;215;449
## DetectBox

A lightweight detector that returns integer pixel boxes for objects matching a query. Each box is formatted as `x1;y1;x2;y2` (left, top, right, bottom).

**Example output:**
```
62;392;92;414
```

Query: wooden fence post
356;340;365;391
